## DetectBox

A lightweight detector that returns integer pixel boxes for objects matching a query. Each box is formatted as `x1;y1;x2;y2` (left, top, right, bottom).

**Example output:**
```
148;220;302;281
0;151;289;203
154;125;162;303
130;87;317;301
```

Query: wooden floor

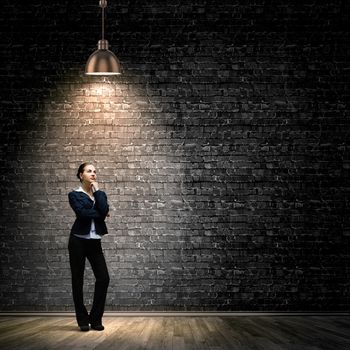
0;316;349;350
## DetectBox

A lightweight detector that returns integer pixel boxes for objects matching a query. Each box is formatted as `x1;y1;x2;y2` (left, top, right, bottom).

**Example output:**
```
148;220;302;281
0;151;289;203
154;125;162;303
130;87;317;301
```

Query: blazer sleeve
68;191;103;219
93;190;109;217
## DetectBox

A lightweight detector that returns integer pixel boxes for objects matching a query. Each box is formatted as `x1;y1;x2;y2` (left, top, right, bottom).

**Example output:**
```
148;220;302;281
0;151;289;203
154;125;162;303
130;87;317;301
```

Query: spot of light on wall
87;81;117;97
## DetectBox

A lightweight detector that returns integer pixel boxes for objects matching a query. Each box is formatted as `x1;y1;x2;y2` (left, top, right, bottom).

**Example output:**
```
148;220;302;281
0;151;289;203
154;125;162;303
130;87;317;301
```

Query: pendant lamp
85;0;121;75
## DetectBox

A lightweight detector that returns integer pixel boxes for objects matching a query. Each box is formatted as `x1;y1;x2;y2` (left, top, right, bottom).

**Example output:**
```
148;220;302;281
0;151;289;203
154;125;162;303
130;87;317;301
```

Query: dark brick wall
0;0;349;311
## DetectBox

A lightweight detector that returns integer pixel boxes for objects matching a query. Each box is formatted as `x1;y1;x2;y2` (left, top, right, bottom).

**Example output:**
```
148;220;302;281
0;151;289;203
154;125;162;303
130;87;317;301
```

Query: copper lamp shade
85;0;121;76
85;40;121;75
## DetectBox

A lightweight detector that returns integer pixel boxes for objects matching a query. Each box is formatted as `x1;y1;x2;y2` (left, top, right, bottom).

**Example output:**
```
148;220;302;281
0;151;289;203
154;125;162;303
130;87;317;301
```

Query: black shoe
79;325;90;332
91;324;104;331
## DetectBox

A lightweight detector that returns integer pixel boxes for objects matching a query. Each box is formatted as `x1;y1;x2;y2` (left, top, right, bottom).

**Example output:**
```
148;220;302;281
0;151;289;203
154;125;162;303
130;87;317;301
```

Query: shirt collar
76;186;95;201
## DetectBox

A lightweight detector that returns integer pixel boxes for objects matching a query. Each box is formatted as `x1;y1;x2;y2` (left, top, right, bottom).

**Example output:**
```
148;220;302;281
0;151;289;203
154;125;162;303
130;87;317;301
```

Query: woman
68;162;110;332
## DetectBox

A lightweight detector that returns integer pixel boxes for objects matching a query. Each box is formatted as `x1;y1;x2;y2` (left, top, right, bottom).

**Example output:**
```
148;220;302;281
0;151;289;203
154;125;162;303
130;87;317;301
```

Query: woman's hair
77;162;91;182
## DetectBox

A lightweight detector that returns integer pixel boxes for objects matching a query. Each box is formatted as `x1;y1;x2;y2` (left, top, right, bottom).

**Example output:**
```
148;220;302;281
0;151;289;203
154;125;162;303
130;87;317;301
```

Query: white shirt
73;186;102;240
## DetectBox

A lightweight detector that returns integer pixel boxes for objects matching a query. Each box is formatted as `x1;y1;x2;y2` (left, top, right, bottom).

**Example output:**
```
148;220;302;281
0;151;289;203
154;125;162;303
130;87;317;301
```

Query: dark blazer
68;189;109;236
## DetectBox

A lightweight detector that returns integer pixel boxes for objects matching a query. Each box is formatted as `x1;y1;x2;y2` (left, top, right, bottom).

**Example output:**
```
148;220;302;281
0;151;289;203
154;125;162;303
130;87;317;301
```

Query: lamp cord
102;5;104;40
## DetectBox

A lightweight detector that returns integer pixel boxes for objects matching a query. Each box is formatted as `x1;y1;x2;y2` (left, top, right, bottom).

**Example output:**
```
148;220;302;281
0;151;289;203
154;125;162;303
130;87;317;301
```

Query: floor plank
0;316;349;350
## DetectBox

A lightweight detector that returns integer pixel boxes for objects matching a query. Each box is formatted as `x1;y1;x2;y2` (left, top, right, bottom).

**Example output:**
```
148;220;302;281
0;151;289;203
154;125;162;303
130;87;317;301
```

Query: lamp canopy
85;0;121;75
85;40;121;75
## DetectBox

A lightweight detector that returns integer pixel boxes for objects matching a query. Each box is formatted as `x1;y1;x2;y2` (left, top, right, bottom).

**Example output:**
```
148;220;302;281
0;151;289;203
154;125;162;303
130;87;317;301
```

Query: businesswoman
68;162;110;332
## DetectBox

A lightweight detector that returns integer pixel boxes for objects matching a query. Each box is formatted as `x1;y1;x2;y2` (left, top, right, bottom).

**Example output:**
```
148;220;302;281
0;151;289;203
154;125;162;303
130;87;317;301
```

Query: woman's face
80;164;97;184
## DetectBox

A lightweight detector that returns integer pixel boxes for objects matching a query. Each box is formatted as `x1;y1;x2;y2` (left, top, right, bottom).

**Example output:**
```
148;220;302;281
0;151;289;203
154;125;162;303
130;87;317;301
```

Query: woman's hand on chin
91;181;99;192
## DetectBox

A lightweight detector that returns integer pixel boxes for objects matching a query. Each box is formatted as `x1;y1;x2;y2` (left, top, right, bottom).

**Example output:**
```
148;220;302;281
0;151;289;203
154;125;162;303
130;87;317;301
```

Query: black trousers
68;235;110;326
